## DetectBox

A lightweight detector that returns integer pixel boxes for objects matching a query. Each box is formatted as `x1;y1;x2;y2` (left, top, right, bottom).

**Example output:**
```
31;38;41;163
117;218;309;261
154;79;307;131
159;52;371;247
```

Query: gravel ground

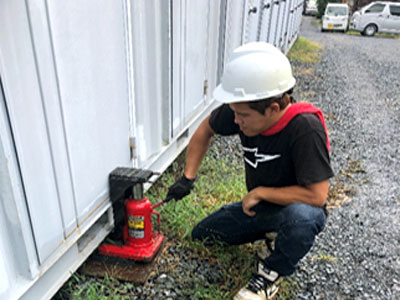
59;17;400;300
291;17;400;300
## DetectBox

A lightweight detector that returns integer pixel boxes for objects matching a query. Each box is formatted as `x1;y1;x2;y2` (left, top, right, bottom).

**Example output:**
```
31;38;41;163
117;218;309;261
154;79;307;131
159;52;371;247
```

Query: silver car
350;1;400;36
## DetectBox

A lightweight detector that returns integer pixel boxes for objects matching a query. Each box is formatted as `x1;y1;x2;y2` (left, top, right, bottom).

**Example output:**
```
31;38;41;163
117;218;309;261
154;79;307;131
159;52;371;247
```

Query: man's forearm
251;180;329;207
184;117;215;179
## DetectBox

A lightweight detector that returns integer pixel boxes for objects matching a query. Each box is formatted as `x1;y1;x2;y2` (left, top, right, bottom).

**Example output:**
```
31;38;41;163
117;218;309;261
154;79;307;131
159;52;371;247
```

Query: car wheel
363;24;377;37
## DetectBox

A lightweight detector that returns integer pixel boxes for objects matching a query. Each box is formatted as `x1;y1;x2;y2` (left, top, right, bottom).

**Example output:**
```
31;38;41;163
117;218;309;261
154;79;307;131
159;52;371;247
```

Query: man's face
229;102;272;137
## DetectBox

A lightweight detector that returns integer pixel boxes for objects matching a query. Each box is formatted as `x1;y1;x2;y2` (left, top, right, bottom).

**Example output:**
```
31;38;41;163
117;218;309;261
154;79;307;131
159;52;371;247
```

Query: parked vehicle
305;0;318;16
350;1;400;36
322;3;350;32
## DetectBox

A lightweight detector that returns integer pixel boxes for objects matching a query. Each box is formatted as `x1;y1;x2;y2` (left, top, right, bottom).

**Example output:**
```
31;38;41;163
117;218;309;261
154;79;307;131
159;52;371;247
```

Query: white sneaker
234;262;283;300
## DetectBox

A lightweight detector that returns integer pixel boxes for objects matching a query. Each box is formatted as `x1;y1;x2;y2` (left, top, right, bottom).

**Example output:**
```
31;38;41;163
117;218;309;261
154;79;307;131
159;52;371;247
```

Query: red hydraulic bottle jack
98;168;168;262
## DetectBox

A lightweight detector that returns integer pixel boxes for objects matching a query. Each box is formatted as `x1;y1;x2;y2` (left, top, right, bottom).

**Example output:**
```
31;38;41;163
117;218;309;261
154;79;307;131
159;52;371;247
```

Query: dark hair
248;89;293;115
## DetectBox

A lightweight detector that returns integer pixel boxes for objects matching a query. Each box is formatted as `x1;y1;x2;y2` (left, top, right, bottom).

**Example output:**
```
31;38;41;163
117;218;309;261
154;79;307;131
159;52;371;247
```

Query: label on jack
128;215;145;238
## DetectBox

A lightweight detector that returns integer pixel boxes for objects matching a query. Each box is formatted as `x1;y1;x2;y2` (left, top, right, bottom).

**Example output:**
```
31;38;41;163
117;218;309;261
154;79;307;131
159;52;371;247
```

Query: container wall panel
171;0;220;139
268;1;280;46
259;0;274;43
0;0;132;266
183;1;210;122
244;0;262;42
46;1;132;223
0;0;304;298
287;0;297;49
0;0;64;264
223;0;246;66
130;0;169;166
282;0;294;51
274;0;287;48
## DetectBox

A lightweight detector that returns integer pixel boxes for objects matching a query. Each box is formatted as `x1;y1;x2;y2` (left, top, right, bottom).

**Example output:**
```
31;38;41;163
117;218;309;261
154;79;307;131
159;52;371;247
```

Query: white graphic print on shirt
243;146;281;168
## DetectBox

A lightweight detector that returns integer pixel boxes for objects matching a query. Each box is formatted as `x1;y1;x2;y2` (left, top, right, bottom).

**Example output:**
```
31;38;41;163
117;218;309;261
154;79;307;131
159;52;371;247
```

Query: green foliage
287;37;323;63
147;151;261;299
275;278;301;300
186;242;258;299
55;274;131;300
347;30;400;39
148;152;246;241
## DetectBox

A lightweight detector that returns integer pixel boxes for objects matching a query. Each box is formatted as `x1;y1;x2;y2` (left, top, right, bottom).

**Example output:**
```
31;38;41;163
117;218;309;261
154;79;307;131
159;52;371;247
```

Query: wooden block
81;243;163;284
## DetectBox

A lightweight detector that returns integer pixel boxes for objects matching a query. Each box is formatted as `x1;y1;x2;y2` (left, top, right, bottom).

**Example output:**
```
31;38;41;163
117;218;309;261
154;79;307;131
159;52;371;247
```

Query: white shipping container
0;1;302;299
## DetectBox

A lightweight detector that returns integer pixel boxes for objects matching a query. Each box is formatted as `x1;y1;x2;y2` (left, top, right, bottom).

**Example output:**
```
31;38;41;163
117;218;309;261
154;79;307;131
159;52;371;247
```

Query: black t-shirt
209;104;334;191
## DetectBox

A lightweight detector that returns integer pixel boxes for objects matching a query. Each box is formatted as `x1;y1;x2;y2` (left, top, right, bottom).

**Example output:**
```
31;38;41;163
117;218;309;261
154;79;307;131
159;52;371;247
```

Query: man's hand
166;175;195;201
242;190;261;217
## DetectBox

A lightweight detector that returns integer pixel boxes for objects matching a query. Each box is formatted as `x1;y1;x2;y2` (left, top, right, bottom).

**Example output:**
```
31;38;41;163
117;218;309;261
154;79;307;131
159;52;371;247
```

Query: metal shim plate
80;244;164;284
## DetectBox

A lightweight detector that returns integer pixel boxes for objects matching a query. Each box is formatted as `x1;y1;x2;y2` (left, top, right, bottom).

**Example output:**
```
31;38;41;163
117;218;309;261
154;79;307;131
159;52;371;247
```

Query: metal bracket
203;79;208;97
129;136;137;160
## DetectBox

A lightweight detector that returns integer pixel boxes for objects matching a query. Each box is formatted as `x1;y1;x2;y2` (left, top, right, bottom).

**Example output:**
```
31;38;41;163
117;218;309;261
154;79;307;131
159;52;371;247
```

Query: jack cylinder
124;196;155;247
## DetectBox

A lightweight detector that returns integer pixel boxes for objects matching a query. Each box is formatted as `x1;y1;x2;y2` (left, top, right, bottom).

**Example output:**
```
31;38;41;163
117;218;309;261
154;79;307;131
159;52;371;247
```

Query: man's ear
267;102;280;114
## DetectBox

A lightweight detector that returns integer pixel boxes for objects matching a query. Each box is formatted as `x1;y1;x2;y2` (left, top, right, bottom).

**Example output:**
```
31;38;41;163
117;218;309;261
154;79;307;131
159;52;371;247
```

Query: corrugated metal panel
274;0;288;47
244;0;262;42
241;0;302;52
129;0;169;166
1;0;66;265
170;0;221;138
0;0;131;280
281;0;293;52
0;0;303;299
223;0;246;66
259;0;273;43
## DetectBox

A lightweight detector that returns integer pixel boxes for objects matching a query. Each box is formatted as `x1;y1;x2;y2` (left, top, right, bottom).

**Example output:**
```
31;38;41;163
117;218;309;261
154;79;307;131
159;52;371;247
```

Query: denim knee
191;202;269;245
263;203;326;275
281;203;326;232
191;222;212;241
191;220;231;245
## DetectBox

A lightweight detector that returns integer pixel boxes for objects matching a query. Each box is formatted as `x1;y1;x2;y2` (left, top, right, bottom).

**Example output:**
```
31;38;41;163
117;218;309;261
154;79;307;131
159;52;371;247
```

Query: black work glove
166;175;195;201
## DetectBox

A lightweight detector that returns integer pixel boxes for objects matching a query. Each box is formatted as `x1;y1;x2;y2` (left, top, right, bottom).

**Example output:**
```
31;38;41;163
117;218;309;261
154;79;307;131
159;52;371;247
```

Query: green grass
148;154;246;241
56;274;131;300
146;152;257;299
55;150;261;300
275;278;301;300
287;37;323;63
346;29;400;39
186;242;258;299
312;19;322;26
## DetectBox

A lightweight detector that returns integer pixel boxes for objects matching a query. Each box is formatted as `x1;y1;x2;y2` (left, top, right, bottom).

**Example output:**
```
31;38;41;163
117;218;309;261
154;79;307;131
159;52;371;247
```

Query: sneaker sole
267;277;283;299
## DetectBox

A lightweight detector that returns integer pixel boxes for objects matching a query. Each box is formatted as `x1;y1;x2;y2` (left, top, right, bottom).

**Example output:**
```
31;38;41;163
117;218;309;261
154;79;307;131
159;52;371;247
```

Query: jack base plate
98;233;164;262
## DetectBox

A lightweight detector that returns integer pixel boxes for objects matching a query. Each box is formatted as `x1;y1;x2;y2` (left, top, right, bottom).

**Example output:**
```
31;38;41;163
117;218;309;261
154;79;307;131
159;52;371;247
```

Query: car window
326;6;348;16
389;5;400;16
365;3;385;13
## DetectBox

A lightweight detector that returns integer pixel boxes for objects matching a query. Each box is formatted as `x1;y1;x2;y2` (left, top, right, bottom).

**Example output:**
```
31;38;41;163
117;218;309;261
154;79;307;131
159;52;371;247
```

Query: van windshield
326;7;348;16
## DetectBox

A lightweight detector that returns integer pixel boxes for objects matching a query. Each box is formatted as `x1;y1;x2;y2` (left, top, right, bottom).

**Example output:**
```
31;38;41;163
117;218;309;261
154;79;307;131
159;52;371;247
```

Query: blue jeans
191;201;326;276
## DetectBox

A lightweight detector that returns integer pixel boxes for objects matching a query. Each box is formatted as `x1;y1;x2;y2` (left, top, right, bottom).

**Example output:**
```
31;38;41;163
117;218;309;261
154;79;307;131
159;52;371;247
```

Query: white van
305;0;318;16
322;3;350;32
350;2;400;36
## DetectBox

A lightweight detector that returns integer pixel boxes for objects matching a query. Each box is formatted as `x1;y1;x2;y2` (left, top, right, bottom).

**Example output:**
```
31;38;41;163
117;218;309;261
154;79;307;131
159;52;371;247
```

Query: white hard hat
213;42;296;103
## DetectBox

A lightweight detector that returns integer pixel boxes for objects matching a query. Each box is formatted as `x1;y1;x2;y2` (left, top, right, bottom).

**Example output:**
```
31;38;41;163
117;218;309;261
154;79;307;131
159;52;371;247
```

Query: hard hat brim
213;77;296;104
